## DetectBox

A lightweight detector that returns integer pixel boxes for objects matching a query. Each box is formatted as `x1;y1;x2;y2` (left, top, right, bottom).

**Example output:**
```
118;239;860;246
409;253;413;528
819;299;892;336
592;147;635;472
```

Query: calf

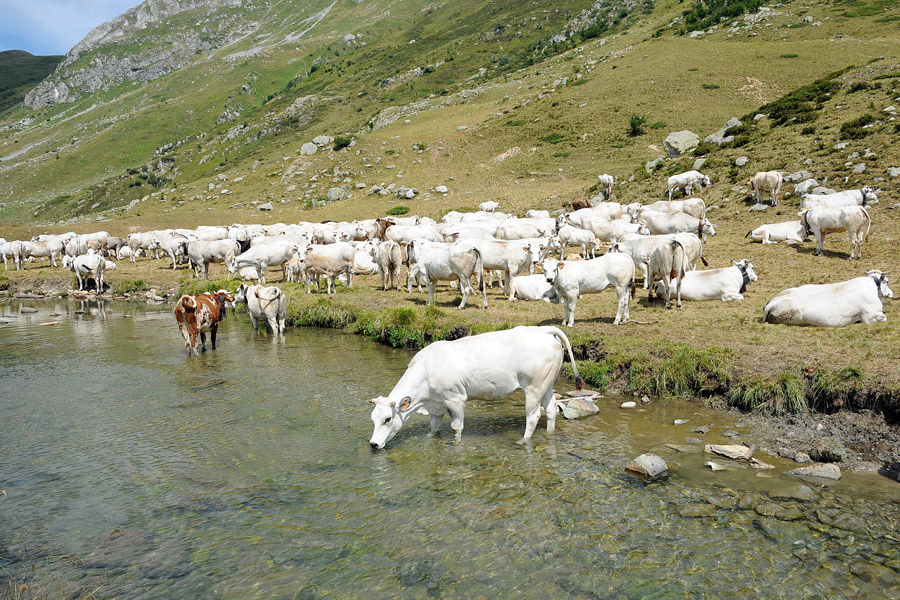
235;283;286;334
369;326;584;447
667;170;711;200
173;290;234;356
557;225;599;259
304;252;352;294
509;274;558;302
544;253;635;326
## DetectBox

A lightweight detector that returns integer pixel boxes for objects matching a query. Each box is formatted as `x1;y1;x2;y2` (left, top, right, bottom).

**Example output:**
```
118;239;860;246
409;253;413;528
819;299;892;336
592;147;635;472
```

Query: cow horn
883;270;893;275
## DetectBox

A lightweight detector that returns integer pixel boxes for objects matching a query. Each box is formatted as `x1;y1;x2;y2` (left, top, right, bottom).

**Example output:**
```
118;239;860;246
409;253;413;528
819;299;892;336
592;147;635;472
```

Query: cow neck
736;263;750;294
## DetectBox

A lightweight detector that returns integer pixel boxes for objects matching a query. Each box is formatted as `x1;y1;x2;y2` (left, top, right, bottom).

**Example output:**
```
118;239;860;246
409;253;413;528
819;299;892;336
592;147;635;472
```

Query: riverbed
2;300;899;598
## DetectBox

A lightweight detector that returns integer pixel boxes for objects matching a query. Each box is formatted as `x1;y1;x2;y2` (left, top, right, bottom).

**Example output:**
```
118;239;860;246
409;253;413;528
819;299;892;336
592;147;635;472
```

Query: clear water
1;300;899;599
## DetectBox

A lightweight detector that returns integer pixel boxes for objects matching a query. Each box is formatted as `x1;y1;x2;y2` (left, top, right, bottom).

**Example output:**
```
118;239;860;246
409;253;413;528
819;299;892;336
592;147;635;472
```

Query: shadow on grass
792;245;848;259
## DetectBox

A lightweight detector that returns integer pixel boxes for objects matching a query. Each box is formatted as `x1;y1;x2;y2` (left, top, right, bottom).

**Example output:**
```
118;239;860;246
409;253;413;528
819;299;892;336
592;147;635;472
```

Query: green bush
758;76;841;126
387;205;410;215
839;114;875;139
505;119;526;126
332;135;352;151
780;53;799;59
680;0;764;32
701;83;720;90
628;114;647;137
540;132;565;144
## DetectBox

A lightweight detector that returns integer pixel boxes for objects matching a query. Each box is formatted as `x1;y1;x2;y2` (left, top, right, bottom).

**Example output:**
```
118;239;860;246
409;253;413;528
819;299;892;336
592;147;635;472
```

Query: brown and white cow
173;290;234;356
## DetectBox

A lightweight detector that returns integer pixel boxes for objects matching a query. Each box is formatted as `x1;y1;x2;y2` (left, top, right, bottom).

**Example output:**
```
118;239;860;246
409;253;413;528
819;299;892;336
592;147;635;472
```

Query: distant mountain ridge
0;50;64;114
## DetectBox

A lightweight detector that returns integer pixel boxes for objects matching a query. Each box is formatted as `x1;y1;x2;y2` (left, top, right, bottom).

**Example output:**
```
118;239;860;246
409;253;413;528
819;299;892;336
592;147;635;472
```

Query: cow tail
181;295;196;312
700;254;709;267
473;247;484;292
548;327;584;390
862;207;871;243
630;274;636;299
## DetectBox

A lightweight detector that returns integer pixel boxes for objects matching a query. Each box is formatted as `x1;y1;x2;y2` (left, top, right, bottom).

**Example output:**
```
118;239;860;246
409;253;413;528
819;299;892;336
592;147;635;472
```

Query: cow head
369;395;420;449
747;178;757;191
544;260;564;285
700;219;716;237
701;175;712;188
867;270;894;300
636;223;651;236
861;186;877;205
234;283;249;305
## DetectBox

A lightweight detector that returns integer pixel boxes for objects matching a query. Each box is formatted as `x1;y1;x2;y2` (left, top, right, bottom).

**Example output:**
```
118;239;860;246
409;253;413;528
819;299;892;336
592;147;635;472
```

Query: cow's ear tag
400;397;411;411
557;262;565;270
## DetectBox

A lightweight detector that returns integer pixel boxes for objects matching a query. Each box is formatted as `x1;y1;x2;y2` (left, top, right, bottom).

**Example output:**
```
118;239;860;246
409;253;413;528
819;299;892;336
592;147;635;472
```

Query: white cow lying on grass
368;326;584;448
235;283;286;334
762;270;892;326
544;253;635;326
745;221;807;244
799;186;877;210
654;260;757;302
509;274;558;302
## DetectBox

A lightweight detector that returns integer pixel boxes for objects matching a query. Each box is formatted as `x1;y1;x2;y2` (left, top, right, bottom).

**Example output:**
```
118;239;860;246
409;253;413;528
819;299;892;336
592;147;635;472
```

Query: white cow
745;221;807;245
641;198;706;220
583;218;650;243
126;231;165;262
598;174;615;200
509;274;558;302
610;233;705;290
303;253;353;294
304;242;356;287
148;233;191;270
456;239;534;299
385;224;444;245
655;260;758;302
368;326;584;448
799;186;878;210
187;239;241;279
800;206;871;259
762;271;892;326
634;210;716;238
479;200;500;213
351;243;380;276
647;238;687;309
406;240;486;309
748;171;784;206
68;252;106;292
557;225;600;259
235;283;286;334
561;203;624;228
544;253;635;327
667;170;711;200
375;240;403;291
13;240;63;269
0;239;15;270
526;209;550;219
228;243;297;283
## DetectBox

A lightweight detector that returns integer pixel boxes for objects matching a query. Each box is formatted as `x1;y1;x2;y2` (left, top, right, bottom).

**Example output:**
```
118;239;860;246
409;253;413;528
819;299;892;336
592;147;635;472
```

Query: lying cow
745;221;807;245
762;270;892;326
479;200;500;213
509;274;558;303
654;260;758;302
368;325;584;448
173;290;234;356
235;283;286;334
641;198;706;220
544;253;635;326
667;170;711;200
800;205;871;259
748;171;783;206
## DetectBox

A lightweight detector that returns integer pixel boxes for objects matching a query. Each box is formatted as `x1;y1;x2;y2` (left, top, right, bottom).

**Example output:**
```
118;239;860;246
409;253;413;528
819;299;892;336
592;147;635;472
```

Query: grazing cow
228;243;297;283
583;218;650;243
745;221;807;245
456;239;535;299
187;239;242;279
302;253;352;294
557;225;600;259
385;224;444;245
375;240;403;290
368;326;584;448
65;237;90;258
799;186;878;210
1;239;17;270
305;242;356;287
667;170;711;200
149;233;191;270
544;253;635;326
748;171;784;206
641;198;706;220
126;231;164;262
406;240;487;309
509;274;558;302
634;210;716;238
13;239;63;269
647;239;686;309
655;259;757;302
235;283;286;334
173;290;234;355
479;200;500;213
104;237;127;259
800;206;871;259
598;174;615;200
762;271;892;326
67;252;107;292
572;195;592;211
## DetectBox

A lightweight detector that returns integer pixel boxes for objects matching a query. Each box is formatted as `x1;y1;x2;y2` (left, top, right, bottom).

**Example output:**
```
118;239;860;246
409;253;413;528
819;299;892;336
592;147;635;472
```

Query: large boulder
785;170;812;183
704;117;742;146
786;463;842;480
626;453;668;478
664;131;701;158
300;142;318;155
313;135;334;147
794;178;818;196
327;187;347;202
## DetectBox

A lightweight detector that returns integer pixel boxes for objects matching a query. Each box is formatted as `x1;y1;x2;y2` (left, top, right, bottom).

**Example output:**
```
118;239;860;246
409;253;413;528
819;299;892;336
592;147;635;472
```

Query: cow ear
369;398;377;404
557;262;565;270
400;397;411;411
731;260;737;265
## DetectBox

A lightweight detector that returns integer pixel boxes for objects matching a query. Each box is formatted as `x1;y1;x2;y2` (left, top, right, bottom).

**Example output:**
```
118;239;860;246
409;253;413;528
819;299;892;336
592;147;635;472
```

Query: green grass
0;50;63;114
112;279;150;295
839;114;876;139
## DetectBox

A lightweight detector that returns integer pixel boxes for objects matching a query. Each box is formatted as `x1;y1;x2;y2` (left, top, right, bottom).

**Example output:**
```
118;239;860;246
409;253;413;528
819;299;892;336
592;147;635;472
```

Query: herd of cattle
1;168;893;352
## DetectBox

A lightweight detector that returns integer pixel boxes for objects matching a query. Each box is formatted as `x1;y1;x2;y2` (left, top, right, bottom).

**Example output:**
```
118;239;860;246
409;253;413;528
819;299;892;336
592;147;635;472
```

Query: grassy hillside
0;50;63;115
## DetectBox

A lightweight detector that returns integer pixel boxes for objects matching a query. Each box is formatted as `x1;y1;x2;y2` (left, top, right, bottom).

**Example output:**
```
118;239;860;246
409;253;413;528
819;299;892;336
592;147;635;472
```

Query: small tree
628;114;647;137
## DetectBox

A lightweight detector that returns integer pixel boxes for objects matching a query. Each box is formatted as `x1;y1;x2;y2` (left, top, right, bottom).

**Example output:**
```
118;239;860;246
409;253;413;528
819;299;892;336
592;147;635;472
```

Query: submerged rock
561;397;599;420
626;453;668;478
786;463;841;480
620;401;637;409
705;444;753;460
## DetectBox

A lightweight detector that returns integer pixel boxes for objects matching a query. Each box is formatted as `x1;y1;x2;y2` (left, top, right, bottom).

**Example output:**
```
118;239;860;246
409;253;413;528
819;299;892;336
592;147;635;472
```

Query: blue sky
0;0;138;56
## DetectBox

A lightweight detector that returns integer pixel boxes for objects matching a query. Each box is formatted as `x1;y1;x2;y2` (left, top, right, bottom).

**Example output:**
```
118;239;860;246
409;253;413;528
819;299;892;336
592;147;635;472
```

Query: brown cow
174;290;234;355
572;196;591;211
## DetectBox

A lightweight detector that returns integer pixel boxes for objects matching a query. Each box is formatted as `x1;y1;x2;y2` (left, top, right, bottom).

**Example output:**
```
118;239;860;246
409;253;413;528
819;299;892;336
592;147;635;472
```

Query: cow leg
427;412;444;436
564;294;577;327
426;278;436;306
457;274;470;310
446;399;466;438
814;233;824;256
210;323;218;349
722;292;743;302
613;284;629;325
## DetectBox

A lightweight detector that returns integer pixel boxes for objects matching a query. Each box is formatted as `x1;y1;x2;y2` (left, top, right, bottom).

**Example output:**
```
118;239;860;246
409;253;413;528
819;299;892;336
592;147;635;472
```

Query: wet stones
786;463;842;481
808;437;846;463
626;453;668;479
561;397;599;420
705;444;753;460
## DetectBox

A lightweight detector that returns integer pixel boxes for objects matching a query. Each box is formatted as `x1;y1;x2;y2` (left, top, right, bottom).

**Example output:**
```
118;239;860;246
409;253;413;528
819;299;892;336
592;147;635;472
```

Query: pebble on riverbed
626;453;668;479
620;401;637;409
561;397;600;419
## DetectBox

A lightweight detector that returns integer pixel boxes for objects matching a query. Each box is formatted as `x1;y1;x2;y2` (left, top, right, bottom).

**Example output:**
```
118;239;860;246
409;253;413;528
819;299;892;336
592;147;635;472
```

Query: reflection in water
1;300;899;598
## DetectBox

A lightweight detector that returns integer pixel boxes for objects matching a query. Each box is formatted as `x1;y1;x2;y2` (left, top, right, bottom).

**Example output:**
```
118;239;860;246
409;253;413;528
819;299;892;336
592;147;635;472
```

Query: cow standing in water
174;290;234;355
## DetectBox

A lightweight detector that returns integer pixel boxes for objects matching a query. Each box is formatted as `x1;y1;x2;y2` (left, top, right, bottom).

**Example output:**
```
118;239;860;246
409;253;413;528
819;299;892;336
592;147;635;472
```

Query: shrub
332;135;352;151
758;75;841;126
801;126;816;135
848;81;870;93
780;53;799;59
839;114;875;140
649;121;667;129
553;151;571;158
680;0;764;33
506;119;526;126
701;83;720;90
540;132;565;144
628;114;647;137
387;205;410;215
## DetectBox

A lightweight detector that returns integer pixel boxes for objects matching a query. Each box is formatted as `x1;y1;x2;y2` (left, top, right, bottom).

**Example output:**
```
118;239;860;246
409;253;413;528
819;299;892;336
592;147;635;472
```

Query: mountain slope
0;50;64;115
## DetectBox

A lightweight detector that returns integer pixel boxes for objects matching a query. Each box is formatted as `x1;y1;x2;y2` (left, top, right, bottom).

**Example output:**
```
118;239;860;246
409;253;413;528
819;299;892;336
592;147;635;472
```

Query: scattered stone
853;163;867;174
705;444;753;460
785;170;812;183
257;202;273;211
678;502;715;517
355;183;366;189
685;437;703;444
313;135;333;147
674;419;689;425
665;444;701;453
808;438;846;463
327;187;347;202
776;506;804;521
887;167;900;177
753;113;765;121
755;502;780;517
693;157;707;171
663;130;701;158
562;397;600;419
20;307;38;313
704;117;743;146
786;463;841;480
457;125;468;131
691;426;709;434
721;430;740;438
794;178;818;196
565;390;602;398
706;461;727;471
620;401;637;409
640;395;650;404
884;106;897;114
849;562;899;587
769;485;816;502
734;156;749;167
749;203;769;212
300;142;318;155
834;142;849;150
434;185;449;193
646;156;666;173
749;458;775;469
626;453;668;478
